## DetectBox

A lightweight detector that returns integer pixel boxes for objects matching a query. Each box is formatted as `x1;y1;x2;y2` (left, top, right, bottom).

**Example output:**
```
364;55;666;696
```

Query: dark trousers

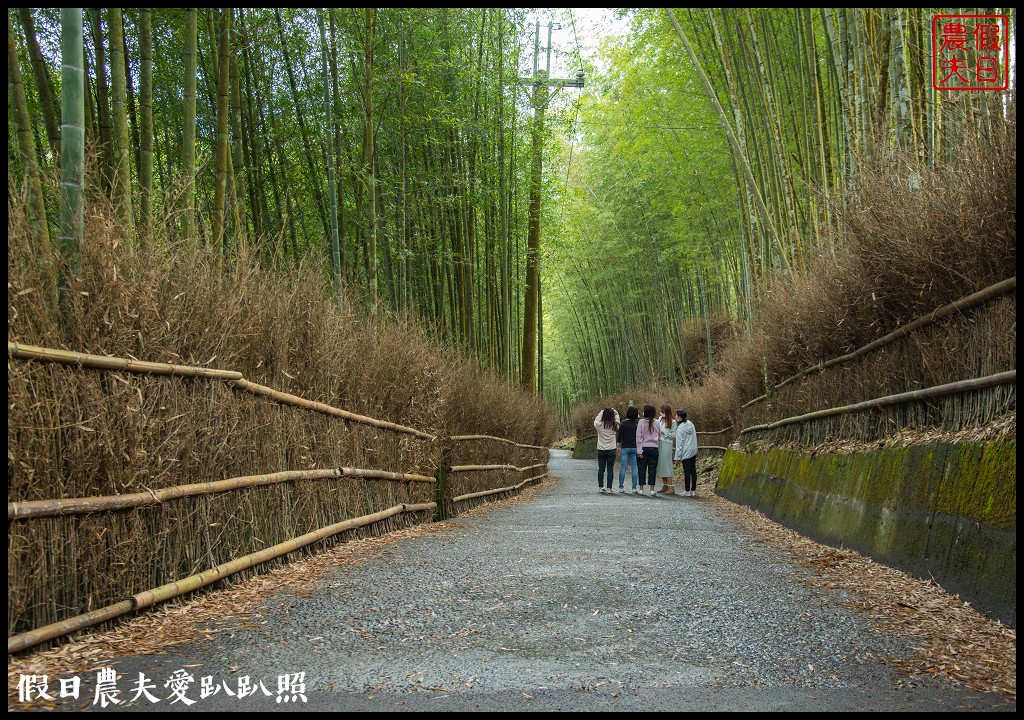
597;449;616;489
682;456;698;491
637;447;659;486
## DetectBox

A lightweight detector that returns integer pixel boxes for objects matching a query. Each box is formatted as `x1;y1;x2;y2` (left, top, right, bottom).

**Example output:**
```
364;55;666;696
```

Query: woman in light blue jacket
673;409;699;496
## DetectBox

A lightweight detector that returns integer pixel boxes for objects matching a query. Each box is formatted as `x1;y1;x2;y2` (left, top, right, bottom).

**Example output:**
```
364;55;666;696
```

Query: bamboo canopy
7;502;436;654
740;371;1016;436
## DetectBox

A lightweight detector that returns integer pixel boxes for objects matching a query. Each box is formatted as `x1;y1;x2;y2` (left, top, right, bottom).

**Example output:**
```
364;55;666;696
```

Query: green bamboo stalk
89;8;113;189
320;10;341;294
59;8;85;301
665;9;791;276
17;9;60;157
229;30;247;246
139;9;153;243
213;8;232;264
8;12;50;250
181;8;197;240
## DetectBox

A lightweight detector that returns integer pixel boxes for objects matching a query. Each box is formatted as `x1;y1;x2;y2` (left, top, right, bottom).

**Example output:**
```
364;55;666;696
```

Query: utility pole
520;20;584;394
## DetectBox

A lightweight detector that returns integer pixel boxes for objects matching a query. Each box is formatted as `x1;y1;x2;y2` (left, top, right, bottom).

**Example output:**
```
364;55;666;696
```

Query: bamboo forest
7;8;1016;419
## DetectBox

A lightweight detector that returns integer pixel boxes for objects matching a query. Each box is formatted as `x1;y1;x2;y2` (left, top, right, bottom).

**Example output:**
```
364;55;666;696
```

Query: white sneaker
618;488;626;494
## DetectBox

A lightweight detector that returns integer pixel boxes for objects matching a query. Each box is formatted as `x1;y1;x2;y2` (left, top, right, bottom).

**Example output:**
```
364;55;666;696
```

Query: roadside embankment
717;441;1016;627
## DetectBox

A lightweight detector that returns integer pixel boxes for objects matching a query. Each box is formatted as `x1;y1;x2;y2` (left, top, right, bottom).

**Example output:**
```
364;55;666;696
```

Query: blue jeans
597;449;616;489
637;447;659;486
618;448;638;489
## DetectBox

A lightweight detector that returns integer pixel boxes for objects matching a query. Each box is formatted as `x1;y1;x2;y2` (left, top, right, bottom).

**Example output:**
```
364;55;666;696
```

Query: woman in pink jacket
635;404;661;496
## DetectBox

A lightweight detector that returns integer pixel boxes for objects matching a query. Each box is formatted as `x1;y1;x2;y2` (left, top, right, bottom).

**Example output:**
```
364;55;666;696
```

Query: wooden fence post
434;438;451;521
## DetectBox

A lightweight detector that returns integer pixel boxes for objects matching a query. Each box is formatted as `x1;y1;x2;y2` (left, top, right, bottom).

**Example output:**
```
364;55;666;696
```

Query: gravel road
43;450;1013;712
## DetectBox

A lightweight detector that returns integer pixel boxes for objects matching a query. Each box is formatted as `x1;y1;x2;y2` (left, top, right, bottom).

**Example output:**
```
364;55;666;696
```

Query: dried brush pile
7;192;557;640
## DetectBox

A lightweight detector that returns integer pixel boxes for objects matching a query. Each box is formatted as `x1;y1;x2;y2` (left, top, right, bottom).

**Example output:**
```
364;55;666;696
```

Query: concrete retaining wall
717;442;1016;627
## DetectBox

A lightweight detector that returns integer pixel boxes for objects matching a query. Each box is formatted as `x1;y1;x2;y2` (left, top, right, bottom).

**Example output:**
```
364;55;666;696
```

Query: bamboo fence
8;341;435;439
8;502;435;653
739;371;1016;447
742;277;1016;411
7;342;550;653
738;280;1016;442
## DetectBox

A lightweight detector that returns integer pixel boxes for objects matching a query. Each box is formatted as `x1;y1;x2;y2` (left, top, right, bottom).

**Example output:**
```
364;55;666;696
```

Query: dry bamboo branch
743;277;1016;409
7;342;243;380
9;467;435;521
740;370;1016;435
7;502;436;654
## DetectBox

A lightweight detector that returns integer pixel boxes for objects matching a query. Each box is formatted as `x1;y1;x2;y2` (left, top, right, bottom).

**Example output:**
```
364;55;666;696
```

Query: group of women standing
592;403;699;496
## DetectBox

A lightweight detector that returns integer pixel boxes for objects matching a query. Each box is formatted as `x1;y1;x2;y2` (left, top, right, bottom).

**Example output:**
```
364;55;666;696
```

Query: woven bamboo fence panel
7;345;548;649
737;286;1015;445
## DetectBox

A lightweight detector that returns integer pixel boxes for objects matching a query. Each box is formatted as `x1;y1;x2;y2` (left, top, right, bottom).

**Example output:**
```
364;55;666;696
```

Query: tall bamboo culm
59;8;85;305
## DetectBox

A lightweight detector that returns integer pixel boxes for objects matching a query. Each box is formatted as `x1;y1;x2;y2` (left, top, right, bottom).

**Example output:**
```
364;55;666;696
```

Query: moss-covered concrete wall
717;442;1016;627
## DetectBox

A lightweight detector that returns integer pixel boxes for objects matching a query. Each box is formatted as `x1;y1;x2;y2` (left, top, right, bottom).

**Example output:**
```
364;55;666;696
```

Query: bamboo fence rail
449;463;548;474
579;427;733;443
451;434;549;450
450;464;519;473
742;277;1016;410
233;378;435;440
7;342;243;380
7;341;435;440
739;370;1016;436
8;502;435;654
452;472;549;503
8;467;434;521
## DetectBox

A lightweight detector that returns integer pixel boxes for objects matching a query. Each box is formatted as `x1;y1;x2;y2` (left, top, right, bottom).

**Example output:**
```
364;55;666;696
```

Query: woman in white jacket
656;404;677;495
673;409;699;496
593;407;620;493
